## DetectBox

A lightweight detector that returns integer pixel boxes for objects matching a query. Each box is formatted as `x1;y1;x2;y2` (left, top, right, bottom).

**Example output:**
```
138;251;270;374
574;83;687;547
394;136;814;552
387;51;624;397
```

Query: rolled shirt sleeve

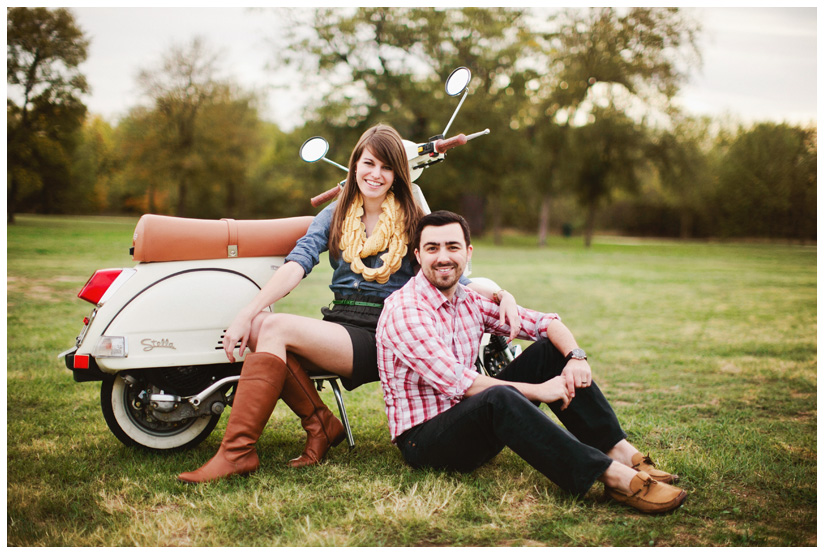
283;202;334;277
474;294;560;341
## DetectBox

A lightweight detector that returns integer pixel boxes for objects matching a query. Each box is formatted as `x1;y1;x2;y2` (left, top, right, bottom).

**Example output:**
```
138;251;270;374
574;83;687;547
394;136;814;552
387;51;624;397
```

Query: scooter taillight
78;269;129;305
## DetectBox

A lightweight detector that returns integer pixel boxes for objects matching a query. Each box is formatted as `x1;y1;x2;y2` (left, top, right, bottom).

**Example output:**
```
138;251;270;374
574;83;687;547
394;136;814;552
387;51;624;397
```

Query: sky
36;6;821;130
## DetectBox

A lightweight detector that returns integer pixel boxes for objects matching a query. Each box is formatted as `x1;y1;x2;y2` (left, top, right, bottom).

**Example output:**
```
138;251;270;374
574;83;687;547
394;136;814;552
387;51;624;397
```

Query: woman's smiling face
355;146;395;201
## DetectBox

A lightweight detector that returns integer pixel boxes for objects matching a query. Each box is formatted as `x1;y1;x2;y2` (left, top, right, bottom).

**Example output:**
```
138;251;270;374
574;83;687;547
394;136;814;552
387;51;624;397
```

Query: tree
646;114;715;238
7;7;89;223
560;104;648;247
714;123;816;240
115;106;175;214
136;37;220;217
529;7;701;244
126;38;266;218
192;84;265;218
115;39;268;218
272;7;536;237
247;123;324;219
71;115;116;213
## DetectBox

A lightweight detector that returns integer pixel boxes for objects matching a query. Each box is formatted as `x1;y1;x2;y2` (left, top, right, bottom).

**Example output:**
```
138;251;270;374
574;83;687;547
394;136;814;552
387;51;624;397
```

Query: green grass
7;215;816;546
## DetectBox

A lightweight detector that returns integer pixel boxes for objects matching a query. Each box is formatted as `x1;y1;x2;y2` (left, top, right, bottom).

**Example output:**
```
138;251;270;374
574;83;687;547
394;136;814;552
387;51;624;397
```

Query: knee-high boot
281;353;346;468
177;352;287;483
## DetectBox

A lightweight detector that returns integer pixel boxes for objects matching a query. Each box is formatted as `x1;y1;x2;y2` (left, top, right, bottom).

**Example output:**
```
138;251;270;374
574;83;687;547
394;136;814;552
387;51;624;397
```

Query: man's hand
561;358;592;398
496;290;522;341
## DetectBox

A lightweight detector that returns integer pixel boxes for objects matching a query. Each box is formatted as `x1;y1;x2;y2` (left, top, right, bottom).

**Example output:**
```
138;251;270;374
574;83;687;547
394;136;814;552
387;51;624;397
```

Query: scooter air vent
216;331;241;351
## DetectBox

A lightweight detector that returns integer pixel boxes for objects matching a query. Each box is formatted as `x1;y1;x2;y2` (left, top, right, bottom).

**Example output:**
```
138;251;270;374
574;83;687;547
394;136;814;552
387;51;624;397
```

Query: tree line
7;7;816;243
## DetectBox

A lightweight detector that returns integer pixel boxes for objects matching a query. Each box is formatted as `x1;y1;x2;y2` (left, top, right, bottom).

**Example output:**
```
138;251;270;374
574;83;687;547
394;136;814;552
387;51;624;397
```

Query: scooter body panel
75;256;284;373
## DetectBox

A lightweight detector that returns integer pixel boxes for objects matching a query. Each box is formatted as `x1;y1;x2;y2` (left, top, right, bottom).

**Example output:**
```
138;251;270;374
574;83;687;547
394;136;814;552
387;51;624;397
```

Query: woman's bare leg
247;312;351;466
248;312;355;378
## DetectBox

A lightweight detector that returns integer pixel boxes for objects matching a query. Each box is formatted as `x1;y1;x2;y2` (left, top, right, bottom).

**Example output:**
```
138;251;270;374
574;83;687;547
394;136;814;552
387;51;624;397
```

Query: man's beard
429;263;462;290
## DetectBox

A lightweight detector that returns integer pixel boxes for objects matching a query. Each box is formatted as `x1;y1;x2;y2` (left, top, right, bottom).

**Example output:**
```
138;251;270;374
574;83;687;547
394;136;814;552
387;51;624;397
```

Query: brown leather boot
177;352;287;483
281;353;346;468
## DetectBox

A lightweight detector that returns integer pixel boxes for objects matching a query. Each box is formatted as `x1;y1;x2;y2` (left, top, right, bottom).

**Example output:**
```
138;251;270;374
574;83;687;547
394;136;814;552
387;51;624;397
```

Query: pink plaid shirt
377;271;560;441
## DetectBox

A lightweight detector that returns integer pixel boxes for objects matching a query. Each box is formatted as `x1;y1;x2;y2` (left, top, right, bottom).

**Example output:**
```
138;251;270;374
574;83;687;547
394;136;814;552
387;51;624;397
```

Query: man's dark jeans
396;339;627;496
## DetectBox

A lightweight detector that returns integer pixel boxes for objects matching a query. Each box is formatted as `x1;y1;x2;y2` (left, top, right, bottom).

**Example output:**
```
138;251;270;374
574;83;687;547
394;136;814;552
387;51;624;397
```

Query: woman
178;124;519;483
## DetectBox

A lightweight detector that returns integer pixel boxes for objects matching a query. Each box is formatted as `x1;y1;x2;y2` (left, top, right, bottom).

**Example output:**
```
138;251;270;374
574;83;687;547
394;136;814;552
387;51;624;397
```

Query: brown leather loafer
632;452;680;484
606;471;687;514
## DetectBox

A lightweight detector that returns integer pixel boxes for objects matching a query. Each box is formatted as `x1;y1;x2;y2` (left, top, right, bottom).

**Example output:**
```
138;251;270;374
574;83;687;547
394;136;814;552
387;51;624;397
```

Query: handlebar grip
311;185;342;207
434;134;468;154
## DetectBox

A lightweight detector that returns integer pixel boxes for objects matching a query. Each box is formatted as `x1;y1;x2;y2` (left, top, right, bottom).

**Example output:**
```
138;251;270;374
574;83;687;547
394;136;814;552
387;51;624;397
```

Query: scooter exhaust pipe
148;374;239;412
187;375;241;407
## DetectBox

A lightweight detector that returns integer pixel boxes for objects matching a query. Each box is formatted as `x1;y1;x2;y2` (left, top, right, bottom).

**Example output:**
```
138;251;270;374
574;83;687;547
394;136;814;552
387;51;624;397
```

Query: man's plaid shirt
377;271;560;441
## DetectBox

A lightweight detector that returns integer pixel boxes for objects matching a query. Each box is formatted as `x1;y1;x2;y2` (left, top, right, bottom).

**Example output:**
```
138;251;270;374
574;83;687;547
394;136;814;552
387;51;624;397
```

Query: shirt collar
414;270;468;309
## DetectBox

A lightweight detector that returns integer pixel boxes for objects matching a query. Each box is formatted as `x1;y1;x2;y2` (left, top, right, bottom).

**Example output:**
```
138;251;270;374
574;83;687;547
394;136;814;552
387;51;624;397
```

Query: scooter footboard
132;214;314;262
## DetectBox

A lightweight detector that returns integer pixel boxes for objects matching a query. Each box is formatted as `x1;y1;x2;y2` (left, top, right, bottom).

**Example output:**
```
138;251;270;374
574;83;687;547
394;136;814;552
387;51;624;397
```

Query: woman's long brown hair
327;124;424;258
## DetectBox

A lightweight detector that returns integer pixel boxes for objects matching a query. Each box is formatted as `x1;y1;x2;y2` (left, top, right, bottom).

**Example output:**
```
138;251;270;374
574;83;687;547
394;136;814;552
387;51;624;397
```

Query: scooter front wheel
100;373;221;451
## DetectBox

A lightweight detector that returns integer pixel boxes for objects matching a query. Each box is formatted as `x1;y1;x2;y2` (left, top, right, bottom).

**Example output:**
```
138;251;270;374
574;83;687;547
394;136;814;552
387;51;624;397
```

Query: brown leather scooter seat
132;214;314;262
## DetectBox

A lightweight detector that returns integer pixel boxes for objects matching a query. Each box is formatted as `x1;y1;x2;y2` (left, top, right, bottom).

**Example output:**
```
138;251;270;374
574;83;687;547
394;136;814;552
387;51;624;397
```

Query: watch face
570;349;586;359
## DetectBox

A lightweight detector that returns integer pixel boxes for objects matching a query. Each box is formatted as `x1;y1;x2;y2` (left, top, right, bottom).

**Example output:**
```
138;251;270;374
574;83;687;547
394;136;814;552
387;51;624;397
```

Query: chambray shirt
285;201;469;299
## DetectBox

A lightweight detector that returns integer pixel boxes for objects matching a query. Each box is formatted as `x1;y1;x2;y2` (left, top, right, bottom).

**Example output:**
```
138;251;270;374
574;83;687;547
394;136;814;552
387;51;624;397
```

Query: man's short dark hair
414;210;472;249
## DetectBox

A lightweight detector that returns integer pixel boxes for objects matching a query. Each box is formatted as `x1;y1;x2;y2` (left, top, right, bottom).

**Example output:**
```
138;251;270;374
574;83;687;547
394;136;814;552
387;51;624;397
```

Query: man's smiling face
415;222;473;299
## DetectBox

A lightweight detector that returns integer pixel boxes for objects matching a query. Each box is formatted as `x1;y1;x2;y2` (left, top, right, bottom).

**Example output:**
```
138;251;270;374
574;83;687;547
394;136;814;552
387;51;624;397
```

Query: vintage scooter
59;66;517;452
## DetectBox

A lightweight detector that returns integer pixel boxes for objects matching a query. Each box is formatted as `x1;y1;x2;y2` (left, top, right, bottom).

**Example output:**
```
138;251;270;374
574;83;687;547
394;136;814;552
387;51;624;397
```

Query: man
376;211;687;514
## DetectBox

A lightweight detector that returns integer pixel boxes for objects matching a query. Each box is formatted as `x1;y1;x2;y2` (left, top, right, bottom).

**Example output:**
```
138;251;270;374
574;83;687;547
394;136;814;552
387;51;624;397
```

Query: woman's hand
497;290;522;341
223;312;254;363
221;261;305;363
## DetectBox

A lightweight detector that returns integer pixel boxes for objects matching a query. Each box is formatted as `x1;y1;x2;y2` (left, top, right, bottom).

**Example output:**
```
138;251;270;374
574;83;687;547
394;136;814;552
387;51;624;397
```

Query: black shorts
336;323;378;390
320;293;383;391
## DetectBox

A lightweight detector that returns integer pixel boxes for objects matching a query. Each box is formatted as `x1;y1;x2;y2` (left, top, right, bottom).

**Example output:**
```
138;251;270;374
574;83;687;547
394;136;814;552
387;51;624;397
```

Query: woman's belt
332;299;384;308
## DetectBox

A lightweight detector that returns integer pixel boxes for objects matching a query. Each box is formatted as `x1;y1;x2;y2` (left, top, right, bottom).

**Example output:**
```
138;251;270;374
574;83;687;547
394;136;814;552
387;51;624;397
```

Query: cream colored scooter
59;66;515;451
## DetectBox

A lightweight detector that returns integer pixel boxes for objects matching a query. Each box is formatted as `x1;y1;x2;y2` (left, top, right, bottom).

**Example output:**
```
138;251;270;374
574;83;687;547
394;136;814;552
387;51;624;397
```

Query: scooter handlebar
434;128;490;154
311;184;343;207
434;134;467;154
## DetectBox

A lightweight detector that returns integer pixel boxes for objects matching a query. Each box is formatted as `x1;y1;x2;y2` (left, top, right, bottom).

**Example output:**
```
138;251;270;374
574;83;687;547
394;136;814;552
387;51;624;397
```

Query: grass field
6;214;817;546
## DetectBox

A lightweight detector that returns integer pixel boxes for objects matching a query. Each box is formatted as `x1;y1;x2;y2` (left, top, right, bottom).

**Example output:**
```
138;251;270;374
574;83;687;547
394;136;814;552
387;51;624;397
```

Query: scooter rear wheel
101;373;221;451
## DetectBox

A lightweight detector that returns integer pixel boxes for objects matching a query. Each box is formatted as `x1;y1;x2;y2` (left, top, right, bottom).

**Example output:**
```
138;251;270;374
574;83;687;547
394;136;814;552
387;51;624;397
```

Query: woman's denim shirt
285;201;468;299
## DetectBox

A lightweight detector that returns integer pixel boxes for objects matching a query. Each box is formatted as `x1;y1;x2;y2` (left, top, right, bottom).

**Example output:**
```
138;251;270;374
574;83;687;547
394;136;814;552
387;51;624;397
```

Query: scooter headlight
93;336;128;358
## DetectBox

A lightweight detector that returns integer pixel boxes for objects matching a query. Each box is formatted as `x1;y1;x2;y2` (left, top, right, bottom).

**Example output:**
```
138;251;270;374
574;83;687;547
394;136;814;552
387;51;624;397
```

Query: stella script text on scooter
141;338;177;351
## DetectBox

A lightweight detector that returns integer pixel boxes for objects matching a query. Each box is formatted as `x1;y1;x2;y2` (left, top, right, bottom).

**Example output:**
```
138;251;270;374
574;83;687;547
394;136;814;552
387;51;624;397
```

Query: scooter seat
132;214;314;262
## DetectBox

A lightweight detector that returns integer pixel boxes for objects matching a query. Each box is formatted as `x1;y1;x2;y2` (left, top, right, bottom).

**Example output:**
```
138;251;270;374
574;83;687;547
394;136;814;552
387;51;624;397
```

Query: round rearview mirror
445;66;471;96
299;136;329;163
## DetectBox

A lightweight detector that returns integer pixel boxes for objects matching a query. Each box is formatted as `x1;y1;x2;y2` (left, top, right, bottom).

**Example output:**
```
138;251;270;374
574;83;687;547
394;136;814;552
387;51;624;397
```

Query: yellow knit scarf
340;192;408;284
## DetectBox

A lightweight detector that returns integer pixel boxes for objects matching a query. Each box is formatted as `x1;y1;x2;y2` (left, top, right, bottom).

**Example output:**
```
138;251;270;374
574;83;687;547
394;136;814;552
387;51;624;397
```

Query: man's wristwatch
565;348;587;362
